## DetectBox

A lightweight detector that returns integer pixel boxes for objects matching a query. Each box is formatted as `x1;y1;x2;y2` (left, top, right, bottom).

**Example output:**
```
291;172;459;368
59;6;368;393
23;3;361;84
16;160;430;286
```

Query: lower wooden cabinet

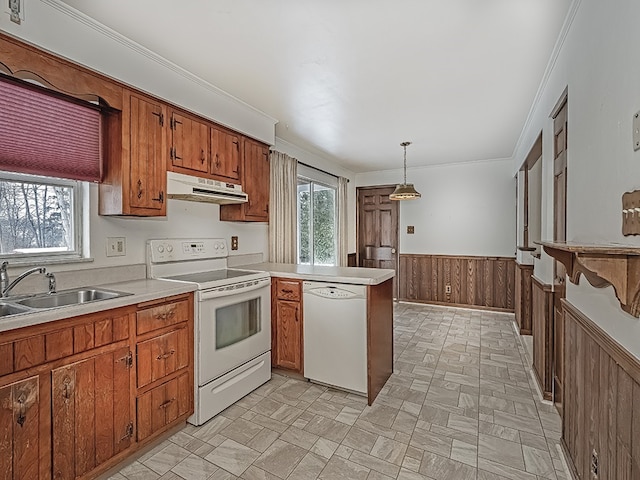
0;292;194;480
52;348;133;480
271;278;303;373
0;376;41;480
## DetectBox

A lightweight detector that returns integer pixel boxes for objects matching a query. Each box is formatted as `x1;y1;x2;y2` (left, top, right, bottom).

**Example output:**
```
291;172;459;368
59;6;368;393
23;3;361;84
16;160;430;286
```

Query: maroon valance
0;76;102;182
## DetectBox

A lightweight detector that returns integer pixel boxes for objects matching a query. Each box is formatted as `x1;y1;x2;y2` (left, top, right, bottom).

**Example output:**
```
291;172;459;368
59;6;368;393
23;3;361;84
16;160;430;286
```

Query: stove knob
214;244;219;250
167;245;174;253
157;245;165;253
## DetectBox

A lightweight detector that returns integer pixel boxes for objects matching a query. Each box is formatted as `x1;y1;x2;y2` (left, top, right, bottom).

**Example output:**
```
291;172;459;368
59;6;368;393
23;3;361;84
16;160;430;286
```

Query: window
298;178;337;266
0;172;82;260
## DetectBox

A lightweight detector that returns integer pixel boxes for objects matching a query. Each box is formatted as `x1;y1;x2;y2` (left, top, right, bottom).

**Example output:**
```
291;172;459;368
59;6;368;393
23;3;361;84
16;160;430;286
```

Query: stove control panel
148;238;228;263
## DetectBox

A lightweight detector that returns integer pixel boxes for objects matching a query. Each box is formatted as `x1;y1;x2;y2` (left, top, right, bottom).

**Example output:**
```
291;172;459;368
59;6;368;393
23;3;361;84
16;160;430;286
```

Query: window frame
0;171;84;262
297;175;338;266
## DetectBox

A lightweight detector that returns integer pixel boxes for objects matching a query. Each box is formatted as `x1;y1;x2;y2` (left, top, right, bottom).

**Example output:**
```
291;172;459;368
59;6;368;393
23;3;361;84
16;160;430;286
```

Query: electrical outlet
106;237;126;257
407;226;415;234
231;236;239;250
445;284;452;294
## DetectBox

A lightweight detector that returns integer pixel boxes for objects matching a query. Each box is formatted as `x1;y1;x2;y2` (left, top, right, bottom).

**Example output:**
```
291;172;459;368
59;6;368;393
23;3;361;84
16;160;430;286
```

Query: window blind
0;76;102;182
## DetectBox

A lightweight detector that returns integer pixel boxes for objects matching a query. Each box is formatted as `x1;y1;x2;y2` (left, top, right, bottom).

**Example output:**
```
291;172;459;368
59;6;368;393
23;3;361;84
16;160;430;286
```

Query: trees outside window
0;173;80;258
298;178;337;266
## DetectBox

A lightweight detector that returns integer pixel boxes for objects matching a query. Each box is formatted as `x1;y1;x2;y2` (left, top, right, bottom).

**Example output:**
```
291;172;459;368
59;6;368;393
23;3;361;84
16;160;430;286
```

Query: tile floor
110;303;568;480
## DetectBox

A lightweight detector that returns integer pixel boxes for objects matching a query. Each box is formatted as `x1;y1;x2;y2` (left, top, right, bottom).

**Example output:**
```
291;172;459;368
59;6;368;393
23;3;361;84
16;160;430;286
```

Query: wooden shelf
540;241;640;316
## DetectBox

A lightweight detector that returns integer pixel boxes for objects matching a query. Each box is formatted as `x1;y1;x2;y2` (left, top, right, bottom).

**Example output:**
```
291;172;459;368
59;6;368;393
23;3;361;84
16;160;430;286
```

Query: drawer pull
16;393;26;427
281;289;294;294
153;312;167;321
159;398;175;409
156;350;176;360
166;308;176;319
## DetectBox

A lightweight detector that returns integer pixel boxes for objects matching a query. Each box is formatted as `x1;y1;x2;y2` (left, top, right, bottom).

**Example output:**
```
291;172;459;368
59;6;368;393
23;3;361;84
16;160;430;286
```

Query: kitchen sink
15;288;131;309
0;302;32;317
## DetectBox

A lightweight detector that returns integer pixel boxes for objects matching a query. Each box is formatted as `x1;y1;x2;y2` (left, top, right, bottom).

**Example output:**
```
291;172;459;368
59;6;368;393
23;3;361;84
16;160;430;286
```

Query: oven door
197;281;271;385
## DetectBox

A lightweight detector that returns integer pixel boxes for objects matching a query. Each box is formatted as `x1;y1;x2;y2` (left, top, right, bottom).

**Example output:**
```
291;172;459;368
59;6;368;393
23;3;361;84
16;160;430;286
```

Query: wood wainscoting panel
562;300;640;479
532;276;553;401
515;263;534;334
398;254;515;311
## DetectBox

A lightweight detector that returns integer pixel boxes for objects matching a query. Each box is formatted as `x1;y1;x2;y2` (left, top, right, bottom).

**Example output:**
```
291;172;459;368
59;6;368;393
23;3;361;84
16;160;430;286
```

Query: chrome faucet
1;264;47;297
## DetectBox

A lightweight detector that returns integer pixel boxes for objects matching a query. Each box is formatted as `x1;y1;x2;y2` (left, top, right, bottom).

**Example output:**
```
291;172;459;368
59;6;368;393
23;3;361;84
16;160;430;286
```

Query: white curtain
269;151;298;263
337;176;349;266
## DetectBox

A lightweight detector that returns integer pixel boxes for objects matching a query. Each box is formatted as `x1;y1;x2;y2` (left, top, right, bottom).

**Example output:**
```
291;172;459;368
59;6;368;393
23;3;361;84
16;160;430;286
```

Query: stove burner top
164;269;260;284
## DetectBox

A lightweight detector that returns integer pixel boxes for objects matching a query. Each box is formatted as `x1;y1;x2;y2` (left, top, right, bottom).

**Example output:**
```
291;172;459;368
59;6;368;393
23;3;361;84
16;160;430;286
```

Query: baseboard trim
399;298;513;313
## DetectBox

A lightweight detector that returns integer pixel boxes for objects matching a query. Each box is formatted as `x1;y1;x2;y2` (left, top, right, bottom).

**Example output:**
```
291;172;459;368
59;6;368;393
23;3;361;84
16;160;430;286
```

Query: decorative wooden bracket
541;242;640;317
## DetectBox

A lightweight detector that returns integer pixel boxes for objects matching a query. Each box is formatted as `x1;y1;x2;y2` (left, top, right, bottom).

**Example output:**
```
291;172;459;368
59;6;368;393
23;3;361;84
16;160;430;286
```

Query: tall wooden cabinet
220;137;270;222
101;90;167;216
271;278;303;373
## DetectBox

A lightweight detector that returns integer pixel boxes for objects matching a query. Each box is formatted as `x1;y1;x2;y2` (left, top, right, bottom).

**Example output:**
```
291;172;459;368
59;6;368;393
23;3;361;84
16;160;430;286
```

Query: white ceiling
60;0;571;173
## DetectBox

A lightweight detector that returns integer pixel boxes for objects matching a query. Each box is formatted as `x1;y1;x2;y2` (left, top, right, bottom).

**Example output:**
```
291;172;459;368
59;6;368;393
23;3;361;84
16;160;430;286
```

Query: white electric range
147;238;271;425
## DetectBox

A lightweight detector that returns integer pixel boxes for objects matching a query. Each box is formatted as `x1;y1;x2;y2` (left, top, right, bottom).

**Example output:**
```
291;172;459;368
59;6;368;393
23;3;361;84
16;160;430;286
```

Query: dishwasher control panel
303;281;366;299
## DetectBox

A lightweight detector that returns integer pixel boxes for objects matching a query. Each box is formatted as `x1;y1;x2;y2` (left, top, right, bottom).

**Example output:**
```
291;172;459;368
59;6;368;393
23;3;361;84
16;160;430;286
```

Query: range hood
167;171;248;205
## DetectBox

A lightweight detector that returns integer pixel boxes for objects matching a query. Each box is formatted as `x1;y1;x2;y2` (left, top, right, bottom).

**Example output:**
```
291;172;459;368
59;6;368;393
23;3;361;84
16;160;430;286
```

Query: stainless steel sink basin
0;302;32;317
15;288;131;309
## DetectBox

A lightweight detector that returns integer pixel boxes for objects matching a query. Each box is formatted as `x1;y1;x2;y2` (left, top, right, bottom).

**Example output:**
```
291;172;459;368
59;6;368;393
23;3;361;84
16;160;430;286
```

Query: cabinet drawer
136;300;189;335
137;325;189;388
275;279;301;301
136;372;191;441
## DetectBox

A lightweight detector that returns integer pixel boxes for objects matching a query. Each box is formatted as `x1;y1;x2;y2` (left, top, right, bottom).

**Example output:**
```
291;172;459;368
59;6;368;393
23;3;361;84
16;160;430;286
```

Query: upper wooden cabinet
211;126;241;181
220;137;270;222
100;90;167;216
169;110;210;175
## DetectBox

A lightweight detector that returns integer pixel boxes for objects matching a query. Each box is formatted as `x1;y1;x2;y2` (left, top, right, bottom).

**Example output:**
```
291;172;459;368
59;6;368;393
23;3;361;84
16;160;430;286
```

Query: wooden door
274;300;302;371
552;98;568;415
129;93;166;212
170;111;209;174
243;138;270;220
211;127;241;181
52;347;133;480
0;376;40;480
357;186;399;293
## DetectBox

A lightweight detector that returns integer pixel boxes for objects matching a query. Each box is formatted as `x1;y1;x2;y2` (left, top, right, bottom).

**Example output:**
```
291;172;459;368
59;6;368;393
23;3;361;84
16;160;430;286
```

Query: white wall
356;159;516;257
514;0;640;357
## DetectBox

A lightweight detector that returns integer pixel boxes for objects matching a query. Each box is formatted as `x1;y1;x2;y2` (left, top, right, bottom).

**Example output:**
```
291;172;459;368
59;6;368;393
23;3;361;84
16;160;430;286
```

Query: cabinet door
243;138;270;220
52;347;133;480
129;93;166;212
275;300;302;372
210;127;240;181
0;376;40;480
137;325;189;388
136;372;191;442
170;111;209;174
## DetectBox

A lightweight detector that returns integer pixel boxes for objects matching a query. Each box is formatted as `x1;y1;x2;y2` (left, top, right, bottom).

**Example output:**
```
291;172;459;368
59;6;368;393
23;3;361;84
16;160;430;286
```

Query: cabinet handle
201;149;206;164
159;398;176;409
166;308;176;319
62;377;73;400
152;111;164;126
156;349;176;360
215;154;221;169
152;191;164;203
16;393;26;427
281;289;294;294
137;179;143;199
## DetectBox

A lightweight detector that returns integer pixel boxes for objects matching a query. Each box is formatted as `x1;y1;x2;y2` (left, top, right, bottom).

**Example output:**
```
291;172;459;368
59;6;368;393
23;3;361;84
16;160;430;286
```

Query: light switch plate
7;0;22;24
634;111;640;151
106;237;126;257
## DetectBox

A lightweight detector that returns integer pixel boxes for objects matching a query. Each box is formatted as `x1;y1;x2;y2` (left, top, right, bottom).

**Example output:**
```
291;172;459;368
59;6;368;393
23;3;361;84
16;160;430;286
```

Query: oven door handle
199;278;270;300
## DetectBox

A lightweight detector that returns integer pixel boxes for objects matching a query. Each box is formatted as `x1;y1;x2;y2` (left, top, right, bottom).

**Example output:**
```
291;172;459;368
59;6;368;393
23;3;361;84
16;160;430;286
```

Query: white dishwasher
303;281;368;394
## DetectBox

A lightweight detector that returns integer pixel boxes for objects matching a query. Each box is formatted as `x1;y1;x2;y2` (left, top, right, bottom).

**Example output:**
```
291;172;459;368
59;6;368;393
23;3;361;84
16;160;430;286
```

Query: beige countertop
0;278;196;333
239;262;395;285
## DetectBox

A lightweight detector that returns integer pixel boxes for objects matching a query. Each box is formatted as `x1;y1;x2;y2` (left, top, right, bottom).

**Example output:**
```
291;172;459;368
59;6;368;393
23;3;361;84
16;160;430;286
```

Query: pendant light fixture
390;141;421;200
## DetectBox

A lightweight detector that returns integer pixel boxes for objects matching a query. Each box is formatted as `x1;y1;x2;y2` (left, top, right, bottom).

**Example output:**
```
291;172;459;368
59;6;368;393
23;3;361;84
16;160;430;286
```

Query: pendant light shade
390;141;421;200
